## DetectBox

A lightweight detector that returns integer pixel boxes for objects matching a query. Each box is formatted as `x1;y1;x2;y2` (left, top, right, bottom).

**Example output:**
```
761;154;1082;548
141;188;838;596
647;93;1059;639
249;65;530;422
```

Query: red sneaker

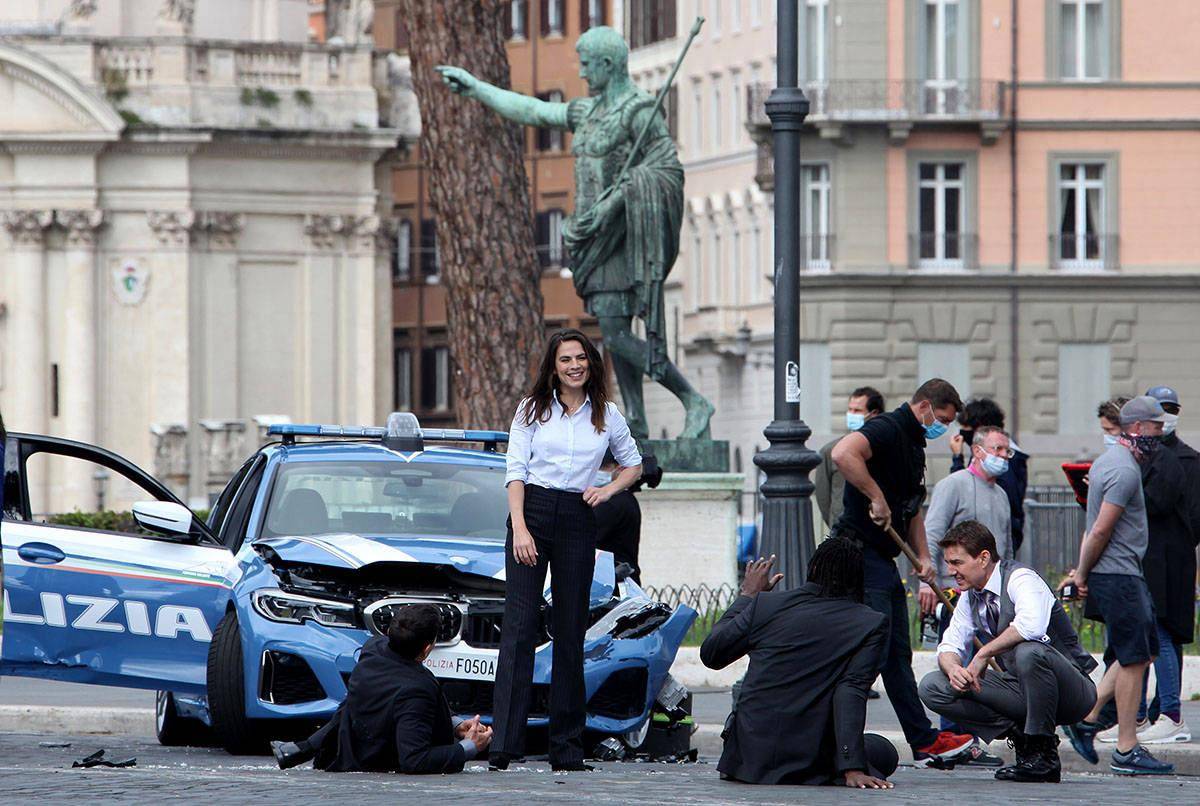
914;731;975;764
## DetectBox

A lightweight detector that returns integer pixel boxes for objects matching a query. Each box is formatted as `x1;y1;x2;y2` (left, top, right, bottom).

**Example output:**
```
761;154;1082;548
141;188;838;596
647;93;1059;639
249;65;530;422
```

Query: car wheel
155;690;212;747
207;610;267;755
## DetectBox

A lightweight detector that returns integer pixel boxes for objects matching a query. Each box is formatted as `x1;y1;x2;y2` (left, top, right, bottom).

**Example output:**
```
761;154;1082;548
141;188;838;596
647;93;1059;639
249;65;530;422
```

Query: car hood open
252;532;616;607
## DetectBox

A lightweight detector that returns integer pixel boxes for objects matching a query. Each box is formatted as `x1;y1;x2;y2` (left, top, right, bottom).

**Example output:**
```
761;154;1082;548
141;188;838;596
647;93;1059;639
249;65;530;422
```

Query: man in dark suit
272;604;492;773
700;537;899;788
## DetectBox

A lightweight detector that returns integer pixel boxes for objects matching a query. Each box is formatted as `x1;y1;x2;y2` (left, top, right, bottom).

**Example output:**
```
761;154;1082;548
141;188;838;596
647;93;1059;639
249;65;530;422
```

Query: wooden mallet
880;521;1003;673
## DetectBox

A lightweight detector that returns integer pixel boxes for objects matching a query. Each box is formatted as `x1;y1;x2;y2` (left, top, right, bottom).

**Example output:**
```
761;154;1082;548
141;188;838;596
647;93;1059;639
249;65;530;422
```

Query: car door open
1;433;235;694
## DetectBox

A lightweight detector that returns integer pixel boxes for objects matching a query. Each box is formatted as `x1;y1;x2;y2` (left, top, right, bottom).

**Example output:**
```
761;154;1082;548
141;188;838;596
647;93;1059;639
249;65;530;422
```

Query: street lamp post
753;0;819;589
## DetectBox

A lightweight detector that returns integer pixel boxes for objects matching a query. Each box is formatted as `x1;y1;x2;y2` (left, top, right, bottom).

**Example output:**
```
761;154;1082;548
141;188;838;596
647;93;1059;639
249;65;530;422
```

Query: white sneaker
1139;717;1192;744
1097;719;1148;743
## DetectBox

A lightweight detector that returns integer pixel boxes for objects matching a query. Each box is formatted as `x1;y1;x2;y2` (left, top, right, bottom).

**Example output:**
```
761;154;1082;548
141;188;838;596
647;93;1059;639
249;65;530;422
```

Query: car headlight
252;589;359;629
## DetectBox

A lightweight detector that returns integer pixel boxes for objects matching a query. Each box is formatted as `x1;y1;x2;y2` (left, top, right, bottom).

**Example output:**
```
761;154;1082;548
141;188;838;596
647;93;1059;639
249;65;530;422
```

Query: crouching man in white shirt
918;520;1097;783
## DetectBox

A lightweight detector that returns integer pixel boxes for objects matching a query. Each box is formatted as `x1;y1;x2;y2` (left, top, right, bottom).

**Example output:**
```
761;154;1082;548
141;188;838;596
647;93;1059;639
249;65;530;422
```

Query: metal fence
644;583;740;646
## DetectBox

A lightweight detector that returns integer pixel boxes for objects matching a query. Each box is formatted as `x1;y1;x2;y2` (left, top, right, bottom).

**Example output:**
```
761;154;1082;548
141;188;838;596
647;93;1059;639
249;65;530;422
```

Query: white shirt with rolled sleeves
504;395;642;492
936;563;1056;662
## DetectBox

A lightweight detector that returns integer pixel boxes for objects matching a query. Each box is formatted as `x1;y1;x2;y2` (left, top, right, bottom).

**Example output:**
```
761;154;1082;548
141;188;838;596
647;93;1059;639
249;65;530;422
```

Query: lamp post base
752;418;823;590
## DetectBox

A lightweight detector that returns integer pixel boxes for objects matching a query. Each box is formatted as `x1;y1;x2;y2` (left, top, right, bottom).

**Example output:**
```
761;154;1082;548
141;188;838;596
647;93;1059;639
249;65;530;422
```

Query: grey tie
976;590;1000;641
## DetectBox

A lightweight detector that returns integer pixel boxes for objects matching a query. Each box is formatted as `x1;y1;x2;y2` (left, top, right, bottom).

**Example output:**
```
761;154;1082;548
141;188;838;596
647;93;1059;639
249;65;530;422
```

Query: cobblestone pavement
1;733;1198;805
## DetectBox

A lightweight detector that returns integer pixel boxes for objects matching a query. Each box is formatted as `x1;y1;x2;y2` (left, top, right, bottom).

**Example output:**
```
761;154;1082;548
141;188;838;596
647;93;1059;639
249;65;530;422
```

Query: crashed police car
0;414;696;757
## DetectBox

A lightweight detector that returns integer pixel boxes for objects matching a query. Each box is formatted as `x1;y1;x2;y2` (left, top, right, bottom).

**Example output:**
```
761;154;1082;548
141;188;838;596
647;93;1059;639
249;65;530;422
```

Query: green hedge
48;508;210;533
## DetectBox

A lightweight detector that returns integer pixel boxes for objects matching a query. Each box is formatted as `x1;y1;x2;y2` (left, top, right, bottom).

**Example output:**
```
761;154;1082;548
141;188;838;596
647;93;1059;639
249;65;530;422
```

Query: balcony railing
1050;233;1119;272
748;79;1006;128
908;232;980;271
802;234;835;272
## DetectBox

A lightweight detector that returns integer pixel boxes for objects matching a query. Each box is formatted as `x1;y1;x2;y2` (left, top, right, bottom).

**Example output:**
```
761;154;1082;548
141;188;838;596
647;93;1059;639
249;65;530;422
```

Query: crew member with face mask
831;379;974;766
815;387;886;529
1064;397;1175;775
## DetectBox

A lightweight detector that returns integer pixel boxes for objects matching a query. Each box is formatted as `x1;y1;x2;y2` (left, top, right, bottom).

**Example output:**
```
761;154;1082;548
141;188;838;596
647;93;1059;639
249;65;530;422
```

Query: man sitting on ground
272;604;491;773
700;538;899;788
919;521;1097;783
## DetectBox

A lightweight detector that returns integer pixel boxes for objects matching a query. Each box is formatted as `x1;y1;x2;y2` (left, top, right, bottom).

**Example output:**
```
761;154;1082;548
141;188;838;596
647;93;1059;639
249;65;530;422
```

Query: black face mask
959;429;975;448
1127;433;1163;460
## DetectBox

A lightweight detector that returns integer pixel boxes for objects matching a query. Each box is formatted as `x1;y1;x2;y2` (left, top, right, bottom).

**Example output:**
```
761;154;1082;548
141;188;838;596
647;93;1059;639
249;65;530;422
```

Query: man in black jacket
700;538;898;788
272;605;492;773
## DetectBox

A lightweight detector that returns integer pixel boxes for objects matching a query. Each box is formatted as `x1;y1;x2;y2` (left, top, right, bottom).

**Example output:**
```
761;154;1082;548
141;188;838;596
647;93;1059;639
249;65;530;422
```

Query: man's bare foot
680;396;715;440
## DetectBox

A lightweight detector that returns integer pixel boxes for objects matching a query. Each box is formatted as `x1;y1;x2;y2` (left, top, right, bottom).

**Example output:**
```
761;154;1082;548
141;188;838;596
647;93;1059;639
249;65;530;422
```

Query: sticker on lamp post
785;361;801;404
113;260;149;305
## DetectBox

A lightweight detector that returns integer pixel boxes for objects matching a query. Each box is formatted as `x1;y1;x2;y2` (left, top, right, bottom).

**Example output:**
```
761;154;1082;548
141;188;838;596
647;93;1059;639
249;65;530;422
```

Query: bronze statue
437;25;714;441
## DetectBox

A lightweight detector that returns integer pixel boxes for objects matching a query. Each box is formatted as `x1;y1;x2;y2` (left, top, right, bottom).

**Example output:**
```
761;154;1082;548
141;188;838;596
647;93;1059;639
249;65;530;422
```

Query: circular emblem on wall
113;260;149;305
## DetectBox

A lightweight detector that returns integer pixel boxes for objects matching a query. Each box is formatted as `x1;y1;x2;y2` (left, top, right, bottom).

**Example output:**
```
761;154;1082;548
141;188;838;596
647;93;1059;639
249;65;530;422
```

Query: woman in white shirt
490;329;643;772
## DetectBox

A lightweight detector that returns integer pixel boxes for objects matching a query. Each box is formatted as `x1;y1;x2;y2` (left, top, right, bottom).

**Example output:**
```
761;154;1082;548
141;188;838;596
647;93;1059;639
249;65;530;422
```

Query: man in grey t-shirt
1064;396;1174;775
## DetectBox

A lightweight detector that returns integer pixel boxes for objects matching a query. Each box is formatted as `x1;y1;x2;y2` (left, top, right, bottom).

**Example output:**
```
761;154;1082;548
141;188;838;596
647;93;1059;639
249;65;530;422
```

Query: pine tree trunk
399;0;545;430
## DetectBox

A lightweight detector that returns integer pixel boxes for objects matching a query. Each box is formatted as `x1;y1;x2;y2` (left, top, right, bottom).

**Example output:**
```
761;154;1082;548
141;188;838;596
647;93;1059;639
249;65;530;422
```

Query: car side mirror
132;501;198;542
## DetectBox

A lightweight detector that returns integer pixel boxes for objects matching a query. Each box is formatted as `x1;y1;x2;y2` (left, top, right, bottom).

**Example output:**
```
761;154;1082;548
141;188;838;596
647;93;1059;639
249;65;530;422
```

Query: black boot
271;740;314;770
994;728;1032;778
996;734;1061;783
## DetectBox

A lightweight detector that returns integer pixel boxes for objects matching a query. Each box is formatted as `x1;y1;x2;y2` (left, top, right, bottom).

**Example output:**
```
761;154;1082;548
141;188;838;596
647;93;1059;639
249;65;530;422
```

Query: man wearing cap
1132;386;1199;743
1063;396;1174;775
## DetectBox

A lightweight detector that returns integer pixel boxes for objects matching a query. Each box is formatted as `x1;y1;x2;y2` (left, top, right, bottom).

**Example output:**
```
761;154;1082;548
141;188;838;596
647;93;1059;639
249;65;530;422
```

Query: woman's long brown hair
518;329;610;433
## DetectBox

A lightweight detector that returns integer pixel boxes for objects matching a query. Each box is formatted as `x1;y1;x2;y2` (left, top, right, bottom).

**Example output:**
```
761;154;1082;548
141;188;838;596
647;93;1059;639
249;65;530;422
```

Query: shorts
1088;572;1159;666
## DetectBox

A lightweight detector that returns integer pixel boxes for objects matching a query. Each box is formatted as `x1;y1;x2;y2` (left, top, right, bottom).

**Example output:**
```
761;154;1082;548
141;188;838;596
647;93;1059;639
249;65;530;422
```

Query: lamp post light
752;0;819;589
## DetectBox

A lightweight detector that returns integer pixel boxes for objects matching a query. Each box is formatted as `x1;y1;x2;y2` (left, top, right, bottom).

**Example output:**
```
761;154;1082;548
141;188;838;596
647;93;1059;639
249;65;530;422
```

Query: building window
542;0;565;36
393;219;412;283
692;83;703;152
731;0;742;33
1059;0;1106;80
710;0;721;36
394;345;412;410
917;162;965;268
691;227;703;310
1058;344;1110;434
751;0;762;28
918;343;970;400
708;228;721;305
803;163;831;271
922;0;965;114
665;84;679;141
421;345;451;412
805;0;828;83
420;218;439;278
730;72;742;145
749;220;762;302
581;0;605;31
536;208;566;267
536;90;565;150
799;342;832;435
1056;162;1108;269
730;225;742;306
710;81;722;149
505;0;529;39
628;0;676;49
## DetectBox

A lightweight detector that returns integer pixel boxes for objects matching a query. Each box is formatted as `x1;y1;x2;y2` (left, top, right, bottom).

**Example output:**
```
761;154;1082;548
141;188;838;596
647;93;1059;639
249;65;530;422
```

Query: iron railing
1049;233;1120;272
747;79;1006;128
907;232;980;270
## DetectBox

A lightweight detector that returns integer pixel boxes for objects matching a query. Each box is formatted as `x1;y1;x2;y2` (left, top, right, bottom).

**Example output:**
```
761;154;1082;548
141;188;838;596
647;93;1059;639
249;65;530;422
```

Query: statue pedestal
637;472;744;594
638;438;729;472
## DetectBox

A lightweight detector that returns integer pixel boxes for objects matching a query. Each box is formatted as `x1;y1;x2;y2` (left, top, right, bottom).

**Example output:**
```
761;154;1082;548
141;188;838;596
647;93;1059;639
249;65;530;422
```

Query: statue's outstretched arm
436;66;568;129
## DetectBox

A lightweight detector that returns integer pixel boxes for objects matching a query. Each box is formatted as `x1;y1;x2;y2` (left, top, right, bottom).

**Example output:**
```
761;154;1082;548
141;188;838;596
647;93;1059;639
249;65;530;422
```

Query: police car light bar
267;417;508;451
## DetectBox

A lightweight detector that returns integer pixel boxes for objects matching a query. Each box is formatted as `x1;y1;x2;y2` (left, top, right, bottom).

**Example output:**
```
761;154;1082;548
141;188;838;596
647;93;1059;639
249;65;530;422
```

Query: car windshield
262;460;508;540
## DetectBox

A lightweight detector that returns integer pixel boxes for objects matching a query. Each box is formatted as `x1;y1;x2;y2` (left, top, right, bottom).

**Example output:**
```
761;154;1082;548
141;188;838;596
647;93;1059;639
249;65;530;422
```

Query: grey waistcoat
971;559;1098;676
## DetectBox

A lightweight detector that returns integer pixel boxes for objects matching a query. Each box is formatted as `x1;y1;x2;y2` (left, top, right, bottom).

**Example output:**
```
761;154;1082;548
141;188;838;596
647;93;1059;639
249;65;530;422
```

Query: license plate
423;646;498;681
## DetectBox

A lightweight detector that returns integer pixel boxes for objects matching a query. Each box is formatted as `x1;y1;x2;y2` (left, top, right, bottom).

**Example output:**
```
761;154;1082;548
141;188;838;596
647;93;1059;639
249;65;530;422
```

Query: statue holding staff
437;24;714;441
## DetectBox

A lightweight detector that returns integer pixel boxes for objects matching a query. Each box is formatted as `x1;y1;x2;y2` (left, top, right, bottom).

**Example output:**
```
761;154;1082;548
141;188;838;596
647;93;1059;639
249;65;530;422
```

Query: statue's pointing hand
436;66;478;96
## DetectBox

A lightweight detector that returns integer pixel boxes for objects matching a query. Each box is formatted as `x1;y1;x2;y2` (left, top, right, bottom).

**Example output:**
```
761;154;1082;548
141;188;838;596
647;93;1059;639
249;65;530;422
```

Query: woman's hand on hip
583;485;614;507
512;526;539;566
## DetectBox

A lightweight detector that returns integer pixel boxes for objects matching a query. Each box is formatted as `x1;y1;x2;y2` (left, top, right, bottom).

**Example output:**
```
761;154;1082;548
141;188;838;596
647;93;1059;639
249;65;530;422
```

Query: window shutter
535;211;550;267
420;219;437;276
503;2;514;38
580;0;590;33
540;0;551;37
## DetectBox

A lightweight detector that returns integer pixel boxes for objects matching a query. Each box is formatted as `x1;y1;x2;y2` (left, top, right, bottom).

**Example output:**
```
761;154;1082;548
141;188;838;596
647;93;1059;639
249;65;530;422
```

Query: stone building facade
0;0;408;510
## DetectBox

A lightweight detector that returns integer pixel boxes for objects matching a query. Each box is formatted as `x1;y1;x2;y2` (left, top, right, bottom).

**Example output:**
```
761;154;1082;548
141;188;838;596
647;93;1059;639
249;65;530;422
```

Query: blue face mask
1103;433;1119;448
981;454;1009;477
846;412;865;432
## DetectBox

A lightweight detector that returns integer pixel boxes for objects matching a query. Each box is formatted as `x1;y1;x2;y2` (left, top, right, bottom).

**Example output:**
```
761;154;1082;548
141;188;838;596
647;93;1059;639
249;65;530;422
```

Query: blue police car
1;414;696;754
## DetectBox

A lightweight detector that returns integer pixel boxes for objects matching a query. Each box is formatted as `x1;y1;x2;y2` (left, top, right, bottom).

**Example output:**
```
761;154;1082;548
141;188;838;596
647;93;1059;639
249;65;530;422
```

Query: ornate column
303;214;348;422
348;214;382;426
372;219;397;421
196;212;245;421
146;210;197;497
55;209;106;510
1;211;53;436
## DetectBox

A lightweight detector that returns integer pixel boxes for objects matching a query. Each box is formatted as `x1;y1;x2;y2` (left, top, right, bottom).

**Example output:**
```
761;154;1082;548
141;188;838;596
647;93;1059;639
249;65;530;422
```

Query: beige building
629;0;1200;515
0;0;407;509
